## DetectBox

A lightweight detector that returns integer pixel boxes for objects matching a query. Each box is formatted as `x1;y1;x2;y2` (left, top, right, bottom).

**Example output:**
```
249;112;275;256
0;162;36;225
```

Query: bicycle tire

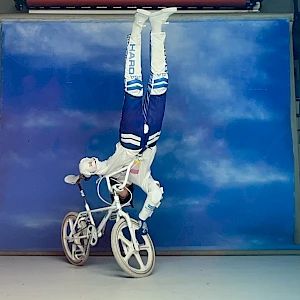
111;218;155;278
61;211;90;266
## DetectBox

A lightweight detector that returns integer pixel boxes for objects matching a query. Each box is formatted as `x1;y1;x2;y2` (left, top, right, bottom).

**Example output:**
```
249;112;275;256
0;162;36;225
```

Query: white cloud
8;152;31;168
164;21;281;124
3;22;131;71
157;129;290;188
156;21;289;188
61;109;120;130
24;111;59;128
200;158;290;187
4;150;70;169
188;74;272;123
3;20;289;189
0;212;62;229
162;195;213;212
6;109;120;131
4;20;283;126
182;128;208;146
16;215;62;229
157;128;208;156
157;21;290;188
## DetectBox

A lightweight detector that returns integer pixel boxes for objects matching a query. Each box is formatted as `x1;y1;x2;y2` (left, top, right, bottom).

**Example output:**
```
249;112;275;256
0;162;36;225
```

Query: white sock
151;22;162;33
151;32;167;75
150;7;177;33
131;9;150;35
131;22;144;36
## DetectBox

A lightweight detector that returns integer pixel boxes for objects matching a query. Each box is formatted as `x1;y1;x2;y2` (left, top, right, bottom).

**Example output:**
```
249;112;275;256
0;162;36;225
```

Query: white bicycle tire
111;218;155;278
61;211;90;266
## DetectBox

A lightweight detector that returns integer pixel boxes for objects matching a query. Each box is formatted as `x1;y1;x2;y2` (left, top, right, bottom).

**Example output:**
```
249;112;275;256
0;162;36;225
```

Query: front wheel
111;218;155;278
61;212;90;266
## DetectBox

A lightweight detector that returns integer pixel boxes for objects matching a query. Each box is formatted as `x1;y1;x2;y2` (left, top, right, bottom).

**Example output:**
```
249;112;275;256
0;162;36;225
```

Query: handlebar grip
79;174;91;182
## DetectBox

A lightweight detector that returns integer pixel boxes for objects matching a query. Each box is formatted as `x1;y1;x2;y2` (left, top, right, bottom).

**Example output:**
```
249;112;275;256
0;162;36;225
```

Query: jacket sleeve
94;142;139;177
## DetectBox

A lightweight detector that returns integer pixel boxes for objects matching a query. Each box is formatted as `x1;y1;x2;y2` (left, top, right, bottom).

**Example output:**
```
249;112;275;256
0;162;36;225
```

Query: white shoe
134;9;151;27
136;8;152;17
150;7;177;26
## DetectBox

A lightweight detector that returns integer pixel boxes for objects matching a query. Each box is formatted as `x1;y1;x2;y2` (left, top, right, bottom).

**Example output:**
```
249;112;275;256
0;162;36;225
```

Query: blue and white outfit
120;31;168;151
79;8;176;223
82;32;168;221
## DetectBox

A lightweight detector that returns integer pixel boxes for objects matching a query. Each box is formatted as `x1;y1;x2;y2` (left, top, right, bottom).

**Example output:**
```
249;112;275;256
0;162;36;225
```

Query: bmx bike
61;159;155;278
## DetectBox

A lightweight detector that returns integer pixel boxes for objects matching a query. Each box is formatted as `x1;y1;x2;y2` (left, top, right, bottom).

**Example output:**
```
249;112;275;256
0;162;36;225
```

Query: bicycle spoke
64;235;72;242
121;241;129;255
77;244;85;255
71;243;77;259
67;218;76;240
139;244;150;252
124;249;134;262
119;232;132;247
134;252;146;271
68;218;75;232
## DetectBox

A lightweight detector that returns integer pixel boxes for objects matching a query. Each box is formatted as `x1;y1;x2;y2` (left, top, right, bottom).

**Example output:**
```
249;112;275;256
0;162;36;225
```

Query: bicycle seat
64;175;80;184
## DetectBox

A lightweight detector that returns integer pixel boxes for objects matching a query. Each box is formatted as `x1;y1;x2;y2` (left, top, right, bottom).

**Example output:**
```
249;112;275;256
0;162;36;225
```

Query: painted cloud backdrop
0;18;298;251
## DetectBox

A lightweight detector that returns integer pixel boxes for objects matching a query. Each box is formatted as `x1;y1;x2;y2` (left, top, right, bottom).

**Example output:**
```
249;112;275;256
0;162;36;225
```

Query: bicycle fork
117;208;140;251
75;182;99;246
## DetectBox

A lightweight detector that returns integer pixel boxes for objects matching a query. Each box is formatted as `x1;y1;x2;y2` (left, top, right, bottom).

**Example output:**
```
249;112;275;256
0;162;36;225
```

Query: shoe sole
150;7;177;18
136;8;152;17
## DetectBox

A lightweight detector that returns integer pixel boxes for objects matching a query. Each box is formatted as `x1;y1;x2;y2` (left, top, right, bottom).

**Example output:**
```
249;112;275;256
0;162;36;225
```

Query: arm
78;142;139;178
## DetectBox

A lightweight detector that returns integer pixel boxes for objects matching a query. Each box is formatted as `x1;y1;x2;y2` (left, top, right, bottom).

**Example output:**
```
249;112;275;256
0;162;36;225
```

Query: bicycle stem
105;159;135;193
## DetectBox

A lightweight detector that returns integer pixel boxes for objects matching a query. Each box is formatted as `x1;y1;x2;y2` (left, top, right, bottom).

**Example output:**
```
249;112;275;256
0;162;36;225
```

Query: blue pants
119;32;168;151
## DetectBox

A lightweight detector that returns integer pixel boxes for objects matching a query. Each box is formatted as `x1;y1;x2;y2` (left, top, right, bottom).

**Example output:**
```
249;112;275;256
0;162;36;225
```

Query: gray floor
0;255;299;300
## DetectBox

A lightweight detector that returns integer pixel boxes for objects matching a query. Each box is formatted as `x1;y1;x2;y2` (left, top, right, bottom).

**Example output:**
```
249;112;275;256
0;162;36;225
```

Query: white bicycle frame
67;159;140;251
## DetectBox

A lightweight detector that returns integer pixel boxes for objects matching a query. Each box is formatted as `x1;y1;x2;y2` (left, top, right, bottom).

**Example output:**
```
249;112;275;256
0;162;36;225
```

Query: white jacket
95;142;159;194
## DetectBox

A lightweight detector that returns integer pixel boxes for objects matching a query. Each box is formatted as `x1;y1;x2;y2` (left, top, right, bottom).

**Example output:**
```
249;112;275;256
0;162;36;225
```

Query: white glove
79;157;99;178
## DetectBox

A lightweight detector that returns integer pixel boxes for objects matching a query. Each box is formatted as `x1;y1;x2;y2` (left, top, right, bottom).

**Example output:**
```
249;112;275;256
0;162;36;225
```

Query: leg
136;175;164;244
136;8;177;242
143;32;168;148
119;9;151;150
142;8;177;148
139;176;163;221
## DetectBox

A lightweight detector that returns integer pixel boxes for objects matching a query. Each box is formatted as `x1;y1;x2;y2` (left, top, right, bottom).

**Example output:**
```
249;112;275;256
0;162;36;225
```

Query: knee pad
148;184;163;208
139;182;164;220
151;181;164;208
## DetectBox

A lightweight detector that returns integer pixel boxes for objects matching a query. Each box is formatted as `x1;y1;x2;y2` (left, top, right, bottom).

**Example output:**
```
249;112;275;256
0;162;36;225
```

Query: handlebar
104;159;135;193
65;158;136;206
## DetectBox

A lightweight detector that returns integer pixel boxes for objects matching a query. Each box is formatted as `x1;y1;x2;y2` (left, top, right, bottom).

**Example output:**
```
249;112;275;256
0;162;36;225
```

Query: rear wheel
111;218;155;278
61;212;90;266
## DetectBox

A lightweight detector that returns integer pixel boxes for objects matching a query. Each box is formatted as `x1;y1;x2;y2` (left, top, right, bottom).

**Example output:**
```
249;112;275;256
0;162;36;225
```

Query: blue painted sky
0;18;298;251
